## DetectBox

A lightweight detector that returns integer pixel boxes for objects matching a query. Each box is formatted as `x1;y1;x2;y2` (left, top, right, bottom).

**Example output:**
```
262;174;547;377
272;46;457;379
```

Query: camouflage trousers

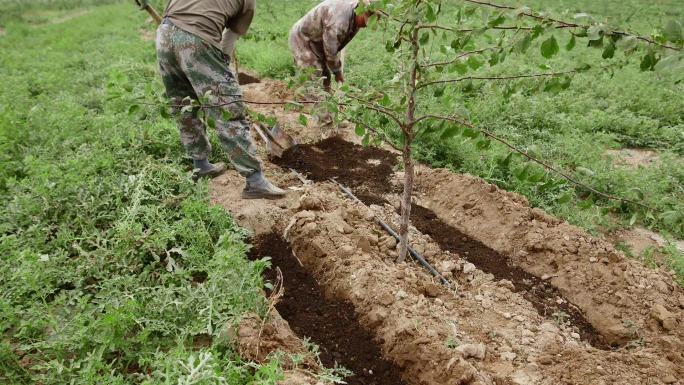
156;20;261;176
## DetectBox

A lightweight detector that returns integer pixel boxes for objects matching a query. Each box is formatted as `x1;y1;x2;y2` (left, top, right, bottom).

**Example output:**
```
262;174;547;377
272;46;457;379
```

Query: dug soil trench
248;233;407;385
274;139;607;349
209;75;683;384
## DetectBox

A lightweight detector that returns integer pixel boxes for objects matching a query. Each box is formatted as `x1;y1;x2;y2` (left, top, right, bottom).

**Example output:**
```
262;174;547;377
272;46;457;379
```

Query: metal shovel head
253;123;285;158
266;124;297;151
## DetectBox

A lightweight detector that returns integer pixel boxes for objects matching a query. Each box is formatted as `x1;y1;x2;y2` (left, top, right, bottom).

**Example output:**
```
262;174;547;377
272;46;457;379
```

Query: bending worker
289;0;375;91
156;0;286;199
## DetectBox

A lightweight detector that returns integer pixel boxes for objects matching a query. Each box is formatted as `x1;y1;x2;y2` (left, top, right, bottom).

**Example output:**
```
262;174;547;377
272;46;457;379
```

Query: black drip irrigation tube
329;179;452;287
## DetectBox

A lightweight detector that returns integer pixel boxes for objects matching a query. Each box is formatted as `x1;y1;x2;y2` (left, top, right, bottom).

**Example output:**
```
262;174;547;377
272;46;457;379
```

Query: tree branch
417;69;581;89
418;113;657;211
461;0;682;51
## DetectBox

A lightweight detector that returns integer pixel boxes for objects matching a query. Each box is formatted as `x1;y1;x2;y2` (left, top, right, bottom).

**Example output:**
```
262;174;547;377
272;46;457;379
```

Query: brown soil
415;169;684;364
604;148;660;168
408;203;608;349
238;71;261;85
610;226;684;255
274;137;399;205
249;233;407;385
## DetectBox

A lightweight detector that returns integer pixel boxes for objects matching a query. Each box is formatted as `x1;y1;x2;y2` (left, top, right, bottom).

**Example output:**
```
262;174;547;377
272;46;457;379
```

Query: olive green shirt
164;0;255;53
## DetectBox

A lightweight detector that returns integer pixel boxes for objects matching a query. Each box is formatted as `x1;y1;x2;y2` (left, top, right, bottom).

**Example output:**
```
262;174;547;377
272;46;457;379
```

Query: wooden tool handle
144;5;163;25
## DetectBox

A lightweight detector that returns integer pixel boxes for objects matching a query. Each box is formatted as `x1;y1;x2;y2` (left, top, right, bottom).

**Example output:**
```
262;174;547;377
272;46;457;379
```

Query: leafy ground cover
0;3;286;384
238;0;684;282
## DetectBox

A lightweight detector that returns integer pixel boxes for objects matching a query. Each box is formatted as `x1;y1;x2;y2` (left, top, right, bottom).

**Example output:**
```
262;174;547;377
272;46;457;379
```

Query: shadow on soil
248;233;408;385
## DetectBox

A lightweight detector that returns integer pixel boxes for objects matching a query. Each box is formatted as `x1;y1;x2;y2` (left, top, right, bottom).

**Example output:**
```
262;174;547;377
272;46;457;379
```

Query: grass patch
0;3;286;384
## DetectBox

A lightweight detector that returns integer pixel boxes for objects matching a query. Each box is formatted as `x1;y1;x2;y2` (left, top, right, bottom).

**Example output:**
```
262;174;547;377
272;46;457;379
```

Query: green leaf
475;139;492;150
385;40;396;53
362;134;370;146
640;51;658;71
497;153;513;169
576;166;595;177
462;128;480;138
440;125;461;139
540;35;560;59
355;125;365;136
489;50;500;66
514;164;531;181
629;187;645;200
426;4;437;22
206;116;216;128
449;61;469;74
419;32;430;45
587;37;603;48
566;34;576;51
629;213;638;227
587;25;602;41
514;34;532;53
159;105;170;119
488;13;506;28
467;56;483;70
602;41;616;59
298;114;308;126
663;20;683;43
128;104;140;115
557;192;572;204
433;87;445;97
528;171;545;183
616;36;638;51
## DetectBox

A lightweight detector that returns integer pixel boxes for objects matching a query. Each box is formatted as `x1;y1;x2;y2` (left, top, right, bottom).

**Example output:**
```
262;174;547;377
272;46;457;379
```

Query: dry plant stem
397;27;420;263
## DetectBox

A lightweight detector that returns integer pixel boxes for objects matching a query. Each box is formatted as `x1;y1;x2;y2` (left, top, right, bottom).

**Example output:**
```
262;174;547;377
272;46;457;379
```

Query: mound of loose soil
274;137;398;205
210;74;684;384
415;168;684;366
408;203;607;349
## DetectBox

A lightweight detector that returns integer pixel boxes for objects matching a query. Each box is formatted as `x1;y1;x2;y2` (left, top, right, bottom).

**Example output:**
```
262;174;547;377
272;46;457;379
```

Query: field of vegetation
0;1;283;383
1;0;682;384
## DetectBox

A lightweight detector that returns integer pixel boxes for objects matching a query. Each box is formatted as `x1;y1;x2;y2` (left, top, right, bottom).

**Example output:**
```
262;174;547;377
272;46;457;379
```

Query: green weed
0;3;283;384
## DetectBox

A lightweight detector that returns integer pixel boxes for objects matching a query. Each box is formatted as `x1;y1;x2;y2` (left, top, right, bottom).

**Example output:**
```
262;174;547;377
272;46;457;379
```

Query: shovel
135;0;162;24
253;122;297;158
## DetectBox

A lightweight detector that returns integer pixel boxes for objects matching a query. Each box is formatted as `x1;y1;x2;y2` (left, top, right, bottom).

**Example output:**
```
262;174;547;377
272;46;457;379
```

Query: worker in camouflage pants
156;0;285;199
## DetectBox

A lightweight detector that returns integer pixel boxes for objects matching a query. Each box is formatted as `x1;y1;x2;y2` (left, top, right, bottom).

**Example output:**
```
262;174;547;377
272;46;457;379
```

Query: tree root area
248;233;407;385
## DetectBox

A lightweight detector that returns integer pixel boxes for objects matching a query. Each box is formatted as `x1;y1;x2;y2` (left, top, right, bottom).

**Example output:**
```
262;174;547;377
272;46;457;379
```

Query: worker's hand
335;72;345;83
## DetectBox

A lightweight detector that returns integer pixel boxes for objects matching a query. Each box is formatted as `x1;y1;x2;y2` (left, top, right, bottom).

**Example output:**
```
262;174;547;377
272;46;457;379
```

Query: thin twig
461;0;681;51
417;69;581;89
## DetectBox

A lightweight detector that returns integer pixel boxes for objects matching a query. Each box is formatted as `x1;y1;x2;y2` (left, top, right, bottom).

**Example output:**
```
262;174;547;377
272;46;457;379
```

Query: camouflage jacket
291;0;362;74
